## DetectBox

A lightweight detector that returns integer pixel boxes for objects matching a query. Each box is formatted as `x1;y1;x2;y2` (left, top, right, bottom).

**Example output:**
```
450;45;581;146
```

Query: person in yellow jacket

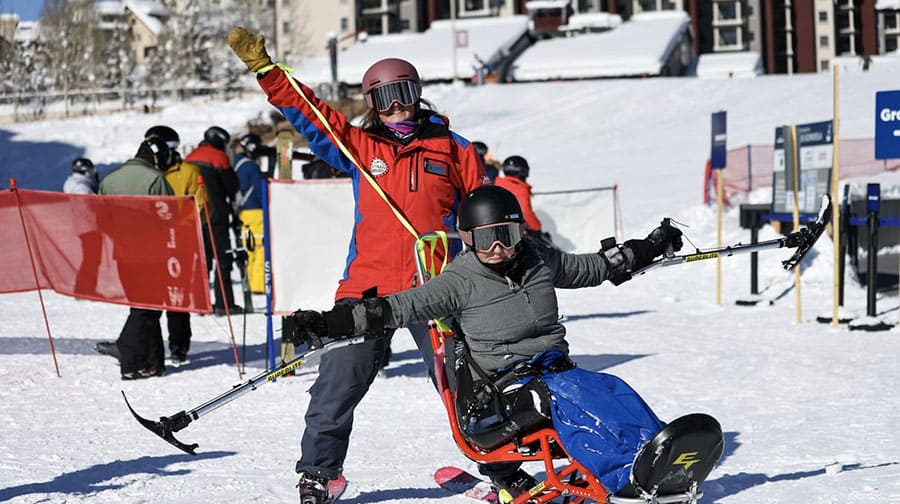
145;125;208;364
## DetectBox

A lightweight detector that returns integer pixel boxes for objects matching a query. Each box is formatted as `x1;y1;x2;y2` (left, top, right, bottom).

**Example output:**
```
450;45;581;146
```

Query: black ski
122;336;364;455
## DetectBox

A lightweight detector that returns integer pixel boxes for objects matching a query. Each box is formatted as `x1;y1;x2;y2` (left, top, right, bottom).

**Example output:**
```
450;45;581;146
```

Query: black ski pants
296;322;433;480
117;308;164;374
166;311;191;356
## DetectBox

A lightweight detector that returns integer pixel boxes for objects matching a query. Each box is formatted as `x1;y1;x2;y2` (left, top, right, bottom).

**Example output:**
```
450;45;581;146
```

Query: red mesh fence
0;189;211;313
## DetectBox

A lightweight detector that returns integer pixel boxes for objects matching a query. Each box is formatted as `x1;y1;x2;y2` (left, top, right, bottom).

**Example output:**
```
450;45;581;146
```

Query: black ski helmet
203;126;230;150
136;136;171;172
145;125;180;149
472;141;489;158
71;157;94;175
239;133;262;158
457;185;524;231
501;155;530;180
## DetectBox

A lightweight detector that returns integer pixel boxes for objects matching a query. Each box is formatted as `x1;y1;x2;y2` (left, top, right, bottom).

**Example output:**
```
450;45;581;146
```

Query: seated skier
289;185;720;502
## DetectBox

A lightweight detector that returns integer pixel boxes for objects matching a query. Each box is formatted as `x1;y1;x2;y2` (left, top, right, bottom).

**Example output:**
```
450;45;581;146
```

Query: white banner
533;186;619;253
269;179;354;314
268;182;619;314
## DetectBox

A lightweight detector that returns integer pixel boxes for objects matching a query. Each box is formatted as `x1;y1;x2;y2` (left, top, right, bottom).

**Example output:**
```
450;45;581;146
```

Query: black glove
645;220;683;257
287;303;359;348
287;310;328;348
599;238;654;286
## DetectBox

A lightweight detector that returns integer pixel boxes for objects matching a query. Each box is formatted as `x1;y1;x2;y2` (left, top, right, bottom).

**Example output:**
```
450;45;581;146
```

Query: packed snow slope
1;60;899;503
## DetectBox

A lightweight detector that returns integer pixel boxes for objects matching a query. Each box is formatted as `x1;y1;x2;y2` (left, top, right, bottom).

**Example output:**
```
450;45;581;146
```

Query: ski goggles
461;222;522;251
369;80;420;112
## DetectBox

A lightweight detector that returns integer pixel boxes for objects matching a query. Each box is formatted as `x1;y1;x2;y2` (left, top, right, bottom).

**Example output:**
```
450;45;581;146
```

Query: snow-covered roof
695;51;762;79
560;12;623;31
876;0;900;9
510;11;691;81
292;15;530;85
14;21;39;43
95;0;126;15
525;0;571;10
124;0;167;36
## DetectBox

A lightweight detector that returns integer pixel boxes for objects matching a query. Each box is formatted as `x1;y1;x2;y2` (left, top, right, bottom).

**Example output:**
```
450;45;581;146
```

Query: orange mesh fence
0;189;211;313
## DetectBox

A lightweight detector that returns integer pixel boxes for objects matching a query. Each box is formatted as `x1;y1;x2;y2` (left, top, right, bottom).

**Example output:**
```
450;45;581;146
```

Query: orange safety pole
10;179;61;377
197;176;243;379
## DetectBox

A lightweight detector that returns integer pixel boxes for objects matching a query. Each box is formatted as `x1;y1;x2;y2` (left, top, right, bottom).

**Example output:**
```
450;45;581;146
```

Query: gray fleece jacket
369;238;610;373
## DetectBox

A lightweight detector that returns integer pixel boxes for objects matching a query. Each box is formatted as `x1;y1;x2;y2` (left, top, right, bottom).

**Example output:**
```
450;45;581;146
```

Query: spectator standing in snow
233;133;266;294
185;126;242;315
495;155;552;245
145;125;208;365
95;137;174;380
64;158;98;194
65;157;101;297
472;141;500;182
288;185;685;501
229;26;488;504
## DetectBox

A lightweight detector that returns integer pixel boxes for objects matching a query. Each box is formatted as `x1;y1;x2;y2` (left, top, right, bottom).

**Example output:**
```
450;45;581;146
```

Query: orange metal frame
429;323;611;504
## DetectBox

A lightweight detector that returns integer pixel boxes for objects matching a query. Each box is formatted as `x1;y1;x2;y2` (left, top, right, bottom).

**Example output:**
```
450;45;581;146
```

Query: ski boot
489;469;539;503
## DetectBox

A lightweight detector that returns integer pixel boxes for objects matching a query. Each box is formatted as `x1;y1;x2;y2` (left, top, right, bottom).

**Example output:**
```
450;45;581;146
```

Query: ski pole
634;194;832;277
122;336;364;455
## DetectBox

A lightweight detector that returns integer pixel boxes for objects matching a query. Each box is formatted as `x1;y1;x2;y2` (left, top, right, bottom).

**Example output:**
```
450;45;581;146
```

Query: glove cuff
324;304;355;339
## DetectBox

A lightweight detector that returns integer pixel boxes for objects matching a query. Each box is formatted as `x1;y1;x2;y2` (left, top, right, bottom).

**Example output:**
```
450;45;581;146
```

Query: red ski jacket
495;175;542;233
257;68;489;300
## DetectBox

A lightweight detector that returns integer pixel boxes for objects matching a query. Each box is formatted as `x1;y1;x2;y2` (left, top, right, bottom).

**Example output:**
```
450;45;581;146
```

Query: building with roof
96;0;169;65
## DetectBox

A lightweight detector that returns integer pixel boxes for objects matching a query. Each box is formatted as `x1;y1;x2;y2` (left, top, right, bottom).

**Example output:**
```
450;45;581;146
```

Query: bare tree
39;0;102;94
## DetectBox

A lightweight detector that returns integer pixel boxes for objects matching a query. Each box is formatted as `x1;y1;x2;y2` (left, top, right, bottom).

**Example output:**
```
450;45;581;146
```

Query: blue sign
875;90;900;160
710;111;727;169
867;183;880;213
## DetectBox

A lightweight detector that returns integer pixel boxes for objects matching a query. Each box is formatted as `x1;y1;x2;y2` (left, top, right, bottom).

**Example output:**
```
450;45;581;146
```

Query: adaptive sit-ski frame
416;233;701;504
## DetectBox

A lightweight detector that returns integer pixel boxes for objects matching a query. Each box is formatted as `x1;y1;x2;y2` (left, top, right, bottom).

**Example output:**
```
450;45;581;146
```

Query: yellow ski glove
228;27;273;73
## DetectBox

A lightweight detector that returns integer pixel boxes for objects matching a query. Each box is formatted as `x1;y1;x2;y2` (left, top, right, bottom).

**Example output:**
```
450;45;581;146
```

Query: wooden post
788;124;802;323
832;65;842;327
716;169;723;305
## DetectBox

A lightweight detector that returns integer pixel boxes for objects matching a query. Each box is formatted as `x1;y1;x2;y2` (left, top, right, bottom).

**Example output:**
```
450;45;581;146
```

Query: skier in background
185;126;242;315
64;158;98;194
233;133;266;294
229;26;488;504
95;137;174;380
145;125;208;364
287;185;688;501
495;155;553;246
472;141;500;182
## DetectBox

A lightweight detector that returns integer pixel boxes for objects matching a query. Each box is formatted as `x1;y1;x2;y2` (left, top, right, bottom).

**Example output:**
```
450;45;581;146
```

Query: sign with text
0;190;209;312
772;120;833;214
875;90;900;160
710;111;727;169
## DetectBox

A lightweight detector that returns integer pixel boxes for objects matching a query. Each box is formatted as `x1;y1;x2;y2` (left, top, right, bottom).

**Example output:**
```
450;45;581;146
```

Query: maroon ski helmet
361;58;421;110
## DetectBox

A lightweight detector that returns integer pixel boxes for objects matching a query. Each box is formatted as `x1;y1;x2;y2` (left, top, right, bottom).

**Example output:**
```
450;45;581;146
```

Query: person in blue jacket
233;133;266;294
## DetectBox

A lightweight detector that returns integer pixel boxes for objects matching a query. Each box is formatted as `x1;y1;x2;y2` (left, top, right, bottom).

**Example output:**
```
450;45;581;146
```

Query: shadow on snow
0;451;235;501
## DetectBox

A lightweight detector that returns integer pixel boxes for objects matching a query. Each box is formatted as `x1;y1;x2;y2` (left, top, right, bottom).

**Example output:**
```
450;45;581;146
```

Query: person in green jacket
95;137;175;380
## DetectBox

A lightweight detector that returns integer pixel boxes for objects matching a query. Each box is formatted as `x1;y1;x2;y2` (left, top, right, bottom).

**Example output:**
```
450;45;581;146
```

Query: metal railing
0;84;251;123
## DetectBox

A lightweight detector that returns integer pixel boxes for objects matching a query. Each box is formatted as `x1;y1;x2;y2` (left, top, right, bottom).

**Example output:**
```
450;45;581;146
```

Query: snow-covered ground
2;60;900;503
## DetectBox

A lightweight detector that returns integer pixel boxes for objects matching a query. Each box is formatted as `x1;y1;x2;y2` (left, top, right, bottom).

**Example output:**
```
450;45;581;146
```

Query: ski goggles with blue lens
464;222;522;251
369;80;420;112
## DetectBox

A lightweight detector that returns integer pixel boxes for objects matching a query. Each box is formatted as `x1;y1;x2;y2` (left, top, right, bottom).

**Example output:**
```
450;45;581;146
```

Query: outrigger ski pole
633;194;832;277
122;335;365;455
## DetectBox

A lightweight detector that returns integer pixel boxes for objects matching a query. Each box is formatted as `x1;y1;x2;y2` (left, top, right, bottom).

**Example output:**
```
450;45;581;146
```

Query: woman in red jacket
229;28;488;503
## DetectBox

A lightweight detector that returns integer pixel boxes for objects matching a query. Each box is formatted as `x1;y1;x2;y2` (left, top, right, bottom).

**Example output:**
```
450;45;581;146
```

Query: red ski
434;466;498;503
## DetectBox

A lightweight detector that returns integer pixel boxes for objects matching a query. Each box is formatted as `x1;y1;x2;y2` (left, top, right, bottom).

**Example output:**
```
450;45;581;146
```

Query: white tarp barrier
268;181;619;314
533;186;619;253
269;179;354;314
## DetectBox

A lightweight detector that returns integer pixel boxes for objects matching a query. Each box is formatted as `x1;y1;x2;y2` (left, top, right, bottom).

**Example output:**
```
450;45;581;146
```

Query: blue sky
1;0;43;21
